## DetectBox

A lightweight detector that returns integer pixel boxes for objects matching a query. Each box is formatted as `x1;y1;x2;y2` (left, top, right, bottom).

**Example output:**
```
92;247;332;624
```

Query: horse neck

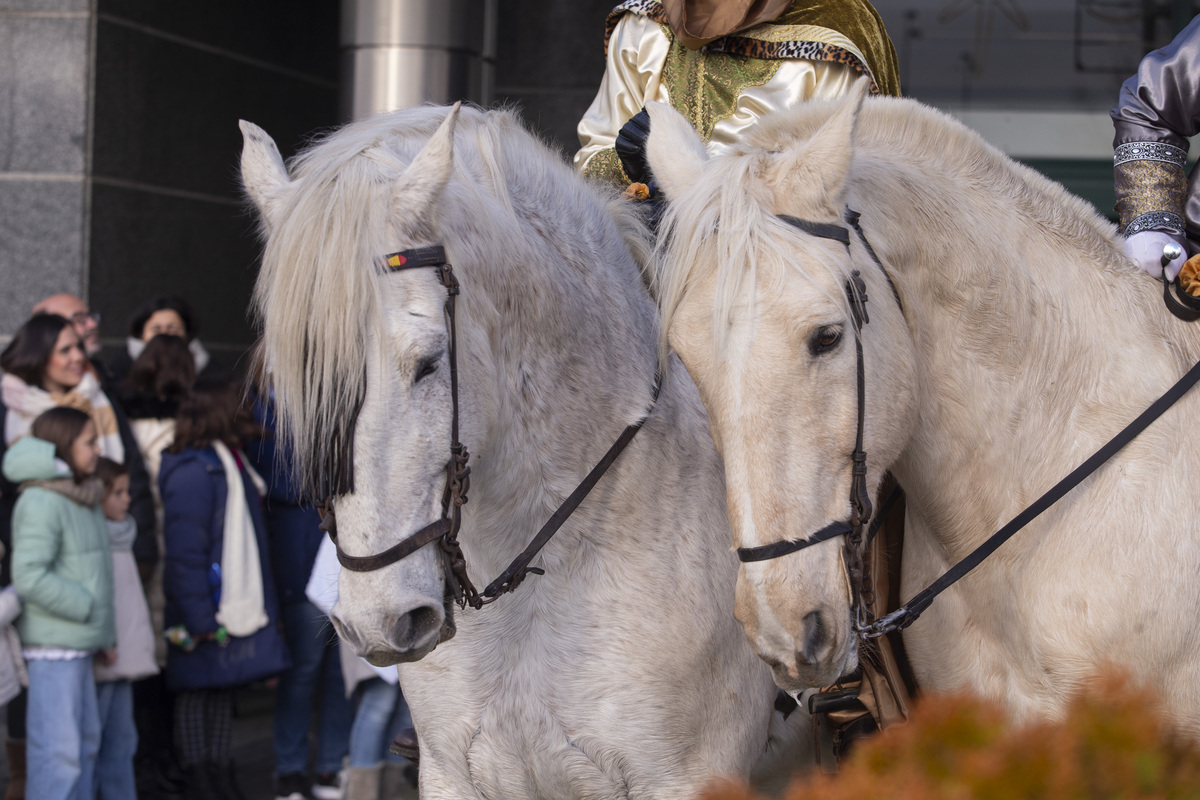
452;186;662;568
849;143;1198;553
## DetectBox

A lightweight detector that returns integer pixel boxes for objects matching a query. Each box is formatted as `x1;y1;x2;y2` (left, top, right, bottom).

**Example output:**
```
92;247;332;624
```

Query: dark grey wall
88;0;340;364
493;0;613;159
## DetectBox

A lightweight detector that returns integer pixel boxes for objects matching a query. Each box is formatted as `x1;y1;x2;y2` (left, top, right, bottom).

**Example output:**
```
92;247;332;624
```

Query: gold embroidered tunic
575;0;900;185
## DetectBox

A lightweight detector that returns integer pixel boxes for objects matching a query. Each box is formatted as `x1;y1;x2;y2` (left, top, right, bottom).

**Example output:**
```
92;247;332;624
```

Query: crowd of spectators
0;294;413;800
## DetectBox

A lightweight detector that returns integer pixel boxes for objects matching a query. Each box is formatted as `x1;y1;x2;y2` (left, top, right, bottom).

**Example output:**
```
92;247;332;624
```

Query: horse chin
362;642;438;667
768;632;860;692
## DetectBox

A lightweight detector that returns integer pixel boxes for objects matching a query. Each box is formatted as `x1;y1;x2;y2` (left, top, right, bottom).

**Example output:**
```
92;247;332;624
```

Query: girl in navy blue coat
159;376;289;799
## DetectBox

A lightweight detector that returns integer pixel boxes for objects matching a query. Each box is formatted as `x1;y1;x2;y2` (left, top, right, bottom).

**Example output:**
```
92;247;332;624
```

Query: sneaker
311;771;343;800
274;772;312;800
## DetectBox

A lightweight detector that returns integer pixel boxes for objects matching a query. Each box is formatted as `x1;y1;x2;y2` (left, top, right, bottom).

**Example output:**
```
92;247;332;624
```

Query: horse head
241;105;492;666
645;83;918;689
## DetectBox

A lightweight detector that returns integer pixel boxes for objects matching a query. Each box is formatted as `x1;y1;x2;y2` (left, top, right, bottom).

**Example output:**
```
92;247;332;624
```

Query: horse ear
239;120;291;229
392;102;460;221
772;78;870;217
645;101;708;200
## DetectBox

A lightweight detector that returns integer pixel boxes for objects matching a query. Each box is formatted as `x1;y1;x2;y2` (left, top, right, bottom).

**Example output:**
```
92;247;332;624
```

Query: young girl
159;376;289;799
93;457;158;800
2;406;116;800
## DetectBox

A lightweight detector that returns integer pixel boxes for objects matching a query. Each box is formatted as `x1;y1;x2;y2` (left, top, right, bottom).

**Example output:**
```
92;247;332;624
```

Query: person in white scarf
1;315;123;462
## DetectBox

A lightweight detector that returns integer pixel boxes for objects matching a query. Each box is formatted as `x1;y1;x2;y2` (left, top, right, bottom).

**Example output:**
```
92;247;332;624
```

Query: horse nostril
796;609;828;666
392;604;442;649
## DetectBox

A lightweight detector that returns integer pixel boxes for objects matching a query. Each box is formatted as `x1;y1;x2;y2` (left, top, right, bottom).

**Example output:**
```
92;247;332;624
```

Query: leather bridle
732;207;1200;645
734;209;896;632
319;245;662;611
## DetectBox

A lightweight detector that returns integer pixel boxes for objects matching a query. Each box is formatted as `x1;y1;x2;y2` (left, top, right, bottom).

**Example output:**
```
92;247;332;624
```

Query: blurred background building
1;0;1196;361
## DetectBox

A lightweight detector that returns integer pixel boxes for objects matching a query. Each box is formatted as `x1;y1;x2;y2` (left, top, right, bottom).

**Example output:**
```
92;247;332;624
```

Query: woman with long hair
158;376;289;799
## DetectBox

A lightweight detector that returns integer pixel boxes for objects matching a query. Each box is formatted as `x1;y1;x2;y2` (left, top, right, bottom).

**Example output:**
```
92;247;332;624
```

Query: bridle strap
330;518;450;572
483;375;663;597
738;521;852;563
735;211;882;565
777;215;851;247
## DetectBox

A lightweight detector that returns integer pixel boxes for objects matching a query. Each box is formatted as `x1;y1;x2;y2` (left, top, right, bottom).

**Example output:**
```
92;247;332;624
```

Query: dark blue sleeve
245;396;303;505
161;458;220;637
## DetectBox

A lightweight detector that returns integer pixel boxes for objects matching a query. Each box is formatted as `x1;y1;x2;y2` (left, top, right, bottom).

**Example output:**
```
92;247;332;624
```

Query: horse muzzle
331;601;445;666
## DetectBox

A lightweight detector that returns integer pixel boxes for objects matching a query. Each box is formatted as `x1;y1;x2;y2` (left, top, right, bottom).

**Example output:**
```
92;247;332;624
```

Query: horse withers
644;79;1200;732
241;104;813;798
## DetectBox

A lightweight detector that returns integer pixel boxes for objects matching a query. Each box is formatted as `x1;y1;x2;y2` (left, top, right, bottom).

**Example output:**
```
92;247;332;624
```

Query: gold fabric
1114;158;1188;233
660;33;783;140
661;0;792;49
760;0;899;98
576;11;861;182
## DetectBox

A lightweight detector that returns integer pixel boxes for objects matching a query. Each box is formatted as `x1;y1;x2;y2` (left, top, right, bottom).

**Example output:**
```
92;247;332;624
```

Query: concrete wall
0;0;91;334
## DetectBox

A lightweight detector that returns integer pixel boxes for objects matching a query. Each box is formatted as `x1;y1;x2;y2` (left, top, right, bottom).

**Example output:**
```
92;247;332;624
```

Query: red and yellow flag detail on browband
386;253;407;268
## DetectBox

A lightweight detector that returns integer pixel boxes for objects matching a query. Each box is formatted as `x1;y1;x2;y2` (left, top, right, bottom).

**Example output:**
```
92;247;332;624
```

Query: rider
1112;14;1200;280
574;0;901;189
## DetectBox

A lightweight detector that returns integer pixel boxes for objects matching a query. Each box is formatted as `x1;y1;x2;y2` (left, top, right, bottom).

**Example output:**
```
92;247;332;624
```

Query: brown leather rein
319;245;663;611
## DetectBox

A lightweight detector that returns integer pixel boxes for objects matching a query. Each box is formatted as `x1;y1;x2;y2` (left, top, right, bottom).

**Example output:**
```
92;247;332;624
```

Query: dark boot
210;761;247;800
389;728;419;763
182;763;219;800
4;739;24;800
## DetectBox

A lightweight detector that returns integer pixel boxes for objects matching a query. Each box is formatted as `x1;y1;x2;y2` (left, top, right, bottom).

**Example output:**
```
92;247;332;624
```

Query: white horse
643;80;1200;731
240;104;811;799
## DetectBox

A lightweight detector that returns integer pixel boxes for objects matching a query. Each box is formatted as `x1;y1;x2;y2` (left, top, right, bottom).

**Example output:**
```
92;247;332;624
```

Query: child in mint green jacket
4;406;116;800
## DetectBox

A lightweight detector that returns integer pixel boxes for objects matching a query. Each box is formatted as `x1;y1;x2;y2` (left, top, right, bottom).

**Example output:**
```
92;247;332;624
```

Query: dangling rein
863;231;1200;638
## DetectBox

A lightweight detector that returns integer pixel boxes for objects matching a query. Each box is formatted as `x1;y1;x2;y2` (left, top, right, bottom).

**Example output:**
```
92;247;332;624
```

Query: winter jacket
245;398;324;607
3;436;116;652
121;392;178;667
159;445;290;691
0;583;27;706
1;377;158;573
94;516;158;682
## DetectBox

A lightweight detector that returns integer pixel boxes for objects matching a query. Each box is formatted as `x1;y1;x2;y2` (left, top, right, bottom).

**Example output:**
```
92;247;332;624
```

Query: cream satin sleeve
708;59;859;155
574;14;673;182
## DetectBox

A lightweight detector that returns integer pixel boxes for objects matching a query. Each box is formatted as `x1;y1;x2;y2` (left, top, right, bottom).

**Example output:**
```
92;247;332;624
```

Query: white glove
1124;230;1188;280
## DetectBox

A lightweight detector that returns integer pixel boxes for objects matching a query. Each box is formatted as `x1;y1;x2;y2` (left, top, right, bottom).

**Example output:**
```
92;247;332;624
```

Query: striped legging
174;688;234;766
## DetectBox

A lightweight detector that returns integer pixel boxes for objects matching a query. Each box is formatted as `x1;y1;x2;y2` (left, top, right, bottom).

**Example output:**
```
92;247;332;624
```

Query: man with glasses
31;294;102;358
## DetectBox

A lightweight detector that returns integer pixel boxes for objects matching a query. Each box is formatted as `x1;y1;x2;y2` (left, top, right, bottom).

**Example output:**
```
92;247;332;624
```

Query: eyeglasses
69;311;101;326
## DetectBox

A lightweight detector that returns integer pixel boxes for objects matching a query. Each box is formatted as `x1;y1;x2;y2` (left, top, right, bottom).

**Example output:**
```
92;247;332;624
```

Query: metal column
340;0;496;120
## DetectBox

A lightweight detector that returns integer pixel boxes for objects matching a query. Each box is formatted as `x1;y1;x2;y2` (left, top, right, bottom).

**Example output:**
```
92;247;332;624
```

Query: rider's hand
615;109;652;185
1124;230;1188;280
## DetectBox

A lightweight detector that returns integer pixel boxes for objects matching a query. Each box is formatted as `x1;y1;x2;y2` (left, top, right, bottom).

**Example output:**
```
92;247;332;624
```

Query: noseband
734;209;899;630
320;245;662;611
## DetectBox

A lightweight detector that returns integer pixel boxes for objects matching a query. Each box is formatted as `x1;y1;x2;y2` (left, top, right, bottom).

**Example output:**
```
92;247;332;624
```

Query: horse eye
414;357;439;383
809;326;843;355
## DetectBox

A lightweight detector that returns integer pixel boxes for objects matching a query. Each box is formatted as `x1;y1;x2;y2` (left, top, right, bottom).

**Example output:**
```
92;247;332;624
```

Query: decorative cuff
1114;141;1188;168
1123;211;1187;236
1114;156;1187;234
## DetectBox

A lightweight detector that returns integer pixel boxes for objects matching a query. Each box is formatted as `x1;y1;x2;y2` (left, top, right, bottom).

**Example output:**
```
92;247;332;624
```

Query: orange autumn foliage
700;673;1200;800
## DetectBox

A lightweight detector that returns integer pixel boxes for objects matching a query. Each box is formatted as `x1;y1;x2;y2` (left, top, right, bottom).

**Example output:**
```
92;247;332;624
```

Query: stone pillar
0;1;91;331
340;0;496;120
